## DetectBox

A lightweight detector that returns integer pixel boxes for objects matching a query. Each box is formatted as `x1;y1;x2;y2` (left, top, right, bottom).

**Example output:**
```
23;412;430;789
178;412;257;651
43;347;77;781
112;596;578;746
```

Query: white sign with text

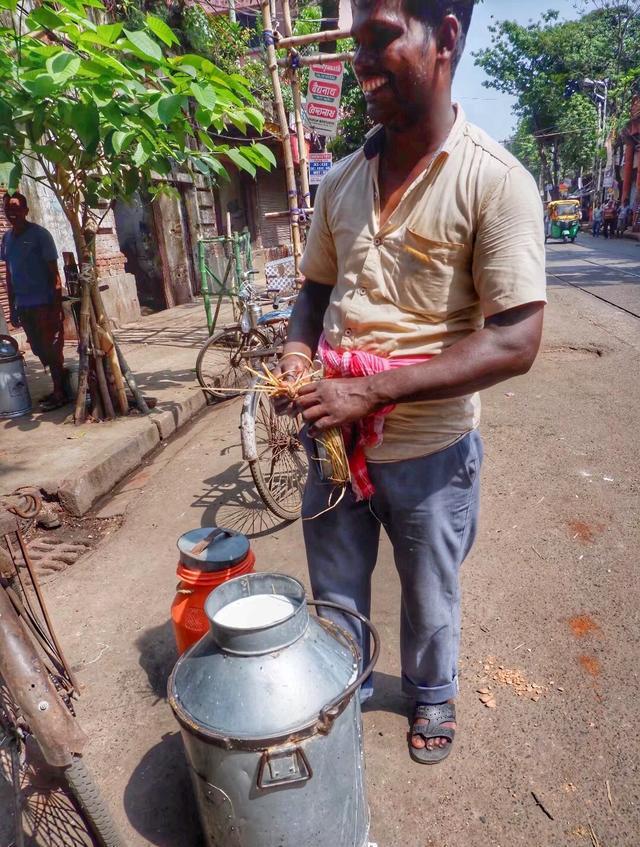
306;60;344;137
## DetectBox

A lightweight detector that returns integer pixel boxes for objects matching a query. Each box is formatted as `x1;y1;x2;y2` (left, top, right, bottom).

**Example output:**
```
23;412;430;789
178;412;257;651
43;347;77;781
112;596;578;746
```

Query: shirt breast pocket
394;229;471;318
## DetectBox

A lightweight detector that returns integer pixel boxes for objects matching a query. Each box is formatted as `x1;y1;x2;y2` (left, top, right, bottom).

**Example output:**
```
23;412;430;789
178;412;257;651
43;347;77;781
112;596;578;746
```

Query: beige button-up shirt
300;106;547;461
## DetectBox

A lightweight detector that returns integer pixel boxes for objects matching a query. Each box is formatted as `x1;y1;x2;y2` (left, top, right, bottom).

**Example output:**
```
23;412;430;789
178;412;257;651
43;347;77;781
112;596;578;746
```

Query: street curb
57;387;208;516
150;387;207;441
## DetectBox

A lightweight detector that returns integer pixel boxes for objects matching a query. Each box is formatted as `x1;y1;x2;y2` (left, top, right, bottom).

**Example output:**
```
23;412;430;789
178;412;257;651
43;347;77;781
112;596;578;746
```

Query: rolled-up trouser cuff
402;674;459;705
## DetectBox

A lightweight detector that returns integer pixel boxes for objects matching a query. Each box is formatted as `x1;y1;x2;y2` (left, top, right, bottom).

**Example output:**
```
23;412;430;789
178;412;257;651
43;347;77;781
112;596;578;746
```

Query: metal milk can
168;572;379;847
0;335;32;419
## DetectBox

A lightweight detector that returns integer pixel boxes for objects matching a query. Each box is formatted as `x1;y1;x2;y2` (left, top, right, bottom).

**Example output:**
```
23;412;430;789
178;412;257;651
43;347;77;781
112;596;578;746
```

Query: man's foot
40;392;68;411
409;701;456;765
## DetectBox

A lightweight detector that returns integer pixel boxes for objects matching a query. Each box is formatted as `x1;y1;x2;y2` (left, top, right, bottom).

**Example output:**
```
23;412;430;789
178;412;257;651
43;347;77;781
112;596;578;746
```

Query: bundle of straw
245;362;350;487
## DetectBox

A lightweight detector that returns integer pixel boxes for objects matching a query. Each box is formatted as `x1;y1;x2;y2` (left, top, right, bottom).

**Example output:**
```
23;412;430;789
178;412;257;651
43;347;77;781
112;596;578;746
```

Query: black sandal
409;703;456;765
40;395;68;411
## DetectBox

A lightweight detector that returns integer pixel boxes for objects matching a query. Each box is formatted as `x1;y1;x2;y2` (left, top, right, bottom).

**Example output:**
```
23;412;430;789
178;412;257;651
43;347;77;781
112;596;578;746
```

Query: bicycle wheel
196;327;270;400
63;755;124;847
243;389;308;521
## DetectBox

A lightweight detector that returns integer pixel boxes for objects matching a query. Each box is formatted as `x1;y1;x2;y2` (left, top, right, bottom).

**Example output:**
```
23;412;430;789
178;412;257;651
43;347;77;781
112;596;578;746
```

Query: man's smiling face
4;196;28;227
351;0;438;131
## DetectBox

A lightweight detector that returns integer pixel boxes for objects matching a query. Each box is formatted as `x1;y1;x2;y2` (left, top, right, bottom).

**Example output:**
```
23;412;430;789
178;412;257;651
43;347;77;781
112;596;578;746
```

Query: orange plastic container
171;527;255;655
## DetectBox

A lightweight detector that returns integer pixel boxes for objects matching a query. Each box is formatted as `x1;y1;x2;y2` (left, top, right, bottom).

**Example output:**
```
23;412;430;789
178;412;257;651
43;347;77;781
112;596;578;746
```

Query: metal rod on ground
74;274;91;425
277;51;353;68
274;28;350;49
15;529;81;693
114;341;150;415
262;0;303;276
88;299;115;420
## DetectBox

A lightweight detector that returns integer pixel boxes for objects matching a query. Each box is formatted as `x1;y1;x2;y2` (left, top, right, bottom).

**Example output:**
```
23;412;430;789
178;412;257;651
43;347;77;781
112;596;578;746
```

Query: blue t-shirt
0;222;58;308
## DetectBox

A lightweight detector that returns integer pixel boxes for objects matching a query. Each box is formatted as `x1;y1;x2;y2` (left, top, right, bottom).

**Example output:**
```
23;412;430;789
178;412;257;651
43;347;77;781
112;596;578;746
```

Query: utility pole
583;77;610;205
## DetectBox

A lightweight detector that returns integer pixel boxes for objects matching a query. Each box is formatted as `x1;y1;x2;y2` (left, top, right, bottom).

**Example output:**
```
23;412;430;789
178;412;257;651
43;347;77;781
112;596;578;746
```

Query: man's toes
411;734;426;749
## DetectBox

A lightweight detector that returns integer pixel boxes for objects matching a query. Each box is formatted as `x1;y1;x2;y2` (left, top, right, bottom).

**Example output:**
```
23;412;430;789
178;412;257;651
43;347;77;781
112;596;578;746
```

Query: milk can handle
307;600;380;727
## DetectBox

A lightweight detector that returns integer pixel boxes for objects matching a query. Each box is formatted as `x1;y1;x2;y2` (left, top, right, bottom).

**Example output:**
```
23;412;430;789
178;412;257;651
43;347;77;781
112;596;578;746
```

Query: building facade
620;96;640;231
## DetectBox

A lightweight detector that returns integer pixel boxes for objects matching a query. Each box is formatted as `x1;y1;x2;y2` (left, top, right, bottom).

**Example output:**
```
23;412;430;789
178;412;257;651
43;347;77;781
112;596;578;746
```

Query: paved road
547;233;640;316
4;236;640;847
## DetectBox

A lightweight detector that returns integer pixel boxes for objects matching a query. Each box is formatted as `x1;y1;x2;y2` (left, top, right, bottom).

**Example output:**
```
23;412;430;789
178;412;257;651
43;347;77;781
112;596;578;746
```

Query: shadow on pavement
123;732;204;847
135;619;178;703
0;742;93;847
362;671;410;719
192;461;292;540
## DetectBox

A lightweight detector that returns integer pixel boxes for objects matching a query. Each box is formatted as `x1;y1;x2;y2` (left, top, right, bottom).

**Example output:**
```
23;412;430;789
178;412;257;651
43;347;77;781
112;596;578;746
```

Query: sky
452;0;579;142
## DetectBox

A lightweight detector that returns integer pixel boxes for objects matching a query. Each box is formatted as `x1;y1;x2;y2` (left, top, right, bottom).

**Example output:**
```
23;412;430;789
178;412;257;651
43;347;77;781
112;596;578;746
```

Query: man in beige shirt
279;0;546;764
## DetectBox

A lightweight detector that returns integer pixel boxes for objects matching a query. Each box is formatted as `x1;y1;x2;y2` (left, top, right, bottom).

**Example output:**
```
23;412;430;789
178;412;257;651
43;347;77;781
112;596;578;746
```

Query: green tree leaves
123;29;163;63
476;3;640;189
0;0;268;216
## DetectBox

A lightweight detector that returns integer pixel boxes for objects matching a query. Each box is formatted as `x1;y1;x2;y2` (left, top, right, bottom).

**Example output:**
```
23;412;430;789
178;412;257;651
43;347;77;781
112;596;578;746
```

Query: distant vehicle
546;199;581;244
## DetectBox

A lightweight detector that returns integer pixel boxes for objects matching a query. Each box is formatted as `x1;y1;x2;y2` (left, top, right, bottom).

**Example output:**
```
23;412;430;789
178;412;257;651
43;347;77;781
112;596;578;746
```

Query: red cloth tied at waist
316;335;433;501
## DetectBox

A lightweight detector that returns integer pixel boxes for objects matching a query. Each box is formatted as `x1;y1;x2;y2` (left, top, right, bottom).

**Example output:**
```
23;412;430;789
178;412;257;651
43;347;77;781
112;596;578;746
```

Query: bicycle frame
0;586;87;768
198;232;253;336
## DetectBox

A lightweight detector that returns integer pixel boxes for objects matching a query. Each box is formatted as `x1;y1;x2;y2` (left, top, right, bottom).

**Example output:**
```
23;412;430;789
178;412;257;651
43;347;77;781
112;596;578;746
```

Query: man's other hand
295;376;377;434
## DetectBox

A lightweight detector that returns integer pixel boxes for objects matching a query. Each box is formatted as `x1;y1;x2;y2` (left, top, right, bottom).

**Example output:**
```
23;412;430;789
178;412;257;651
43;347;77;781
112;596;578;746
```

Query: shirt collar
363;103;466;162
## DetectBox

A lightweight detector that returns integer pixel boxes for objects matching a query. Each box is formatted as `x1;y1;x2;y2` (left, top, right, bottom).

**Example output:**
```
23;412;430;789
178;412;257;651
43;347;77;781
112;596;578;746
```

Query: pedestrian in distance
616;202;629;238
277;0;546;765
592;204;602;237
1;192;67;410
602;199;616;239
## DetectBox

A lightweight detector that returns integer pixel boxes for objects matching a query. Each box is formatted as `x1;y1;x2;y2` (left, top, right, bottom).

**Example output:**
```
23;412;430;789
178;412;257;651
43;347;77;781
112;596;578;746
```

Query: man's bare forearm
368;303;545;407
283;280;332;360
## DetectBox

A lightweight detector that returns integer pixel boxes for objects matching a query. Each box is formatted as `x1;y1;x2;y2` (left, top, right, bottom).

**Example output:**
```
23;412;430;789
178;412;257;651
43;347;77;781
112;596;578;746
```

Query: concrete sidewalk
1;301;224;514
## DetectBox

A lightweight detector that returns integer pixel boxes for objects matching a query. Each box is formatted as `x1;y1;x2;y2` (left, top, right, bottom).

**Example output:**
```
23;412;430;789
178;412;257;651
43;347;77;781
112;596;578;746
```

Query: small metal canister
0;335;32;419
168;572;379;847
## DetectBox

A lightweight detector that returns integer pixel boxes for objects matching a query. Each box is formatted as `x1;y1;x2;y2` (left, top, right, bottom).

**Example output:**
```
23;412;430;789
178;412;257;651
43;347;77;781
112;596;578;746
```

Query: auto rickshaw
546;199;581;243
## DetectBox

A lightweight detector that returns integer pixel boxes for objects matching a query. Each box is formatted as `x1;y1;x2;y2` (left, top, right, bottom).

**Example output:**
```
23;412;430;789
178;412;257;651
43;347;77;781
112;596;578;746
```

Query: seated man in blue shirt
1;192;66;410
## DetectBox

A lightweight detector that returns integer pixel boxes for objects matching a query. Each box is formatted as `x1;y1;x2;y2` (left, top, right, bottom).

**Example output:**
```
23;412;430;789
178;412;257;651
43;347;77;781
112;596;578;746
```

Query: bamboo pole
264;207;315;220
275;28;350;49
89;283;129;416
281;0;311;218
115;341;149;415
261;0;303;276
277;51;353;68
88;300;115;420
74;274;91;424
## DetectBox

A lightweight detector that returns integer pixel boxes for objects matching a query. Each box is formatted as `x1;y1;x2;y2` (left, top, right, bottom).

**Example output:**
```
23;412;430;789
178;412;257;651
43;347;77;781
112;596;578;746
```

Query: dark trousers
303;430;483;704
18;303;64;372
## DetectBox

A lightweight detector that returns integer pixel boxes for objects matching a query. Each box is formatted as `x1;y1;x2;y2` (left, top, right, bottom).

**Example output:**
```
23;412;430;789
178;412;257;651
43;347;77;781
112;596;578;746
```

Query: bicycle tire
196;327;270;400
63;755;125;847
244;390;307;521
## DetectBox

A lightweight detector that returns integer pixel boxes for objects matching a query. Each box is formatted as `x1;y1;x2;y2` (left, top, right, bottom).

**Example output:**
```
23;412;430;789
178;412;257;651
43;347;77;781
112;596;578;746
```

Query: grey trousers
302;429;483;704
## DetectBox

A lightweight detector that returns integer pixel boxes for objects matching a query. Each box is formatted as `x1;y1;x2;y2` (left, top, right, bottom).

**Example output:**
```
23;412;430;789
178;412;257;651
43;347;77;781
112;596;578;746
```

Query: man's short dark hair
3;191;28;209
406;1;474;71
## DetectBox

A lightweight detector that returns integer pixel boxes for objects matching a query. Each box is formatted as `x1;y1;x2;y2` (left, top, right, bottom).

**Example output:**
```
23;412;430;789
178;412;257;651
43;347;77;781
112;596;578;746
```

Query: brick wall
95;213;127;278
0;188;15;330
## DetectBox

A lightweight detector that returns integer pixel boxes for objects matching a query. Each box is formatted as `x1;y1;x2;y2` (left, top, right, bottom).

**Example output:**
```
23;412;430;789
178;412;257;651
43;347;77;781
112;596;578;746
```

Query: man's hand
273;351;312;417
295;376;378;434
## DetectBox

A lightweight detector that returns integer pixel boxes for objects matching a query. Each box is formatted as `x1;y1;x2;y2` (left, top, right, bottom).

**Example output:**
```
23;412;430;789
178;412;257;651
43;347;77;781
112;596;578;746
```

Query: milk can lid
0;335;19;360
177;526;250;571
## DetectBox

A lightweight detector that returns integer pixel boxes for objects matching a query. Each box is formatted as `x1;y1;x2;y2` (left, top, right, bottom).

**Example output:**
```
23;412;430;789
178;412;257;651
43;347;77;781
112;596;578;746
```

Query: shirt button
344;328;353;337
374;237;382;247
358;287;367;295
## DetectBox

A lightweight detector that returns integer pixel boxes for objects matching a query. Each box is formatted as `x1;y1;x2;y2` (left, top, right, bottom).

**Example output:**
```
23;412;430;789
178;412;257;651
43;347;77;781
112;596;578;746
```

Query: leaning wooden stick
89;299;115;420
115;341;150;415
74;274;92;425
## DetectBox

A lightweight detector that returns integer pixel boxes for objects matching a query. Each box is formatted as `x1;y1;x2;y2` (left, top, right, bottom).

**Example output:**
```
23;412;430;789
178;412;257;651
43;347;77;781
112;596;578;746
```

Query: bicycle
0;499;124;847
195;271;295;400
